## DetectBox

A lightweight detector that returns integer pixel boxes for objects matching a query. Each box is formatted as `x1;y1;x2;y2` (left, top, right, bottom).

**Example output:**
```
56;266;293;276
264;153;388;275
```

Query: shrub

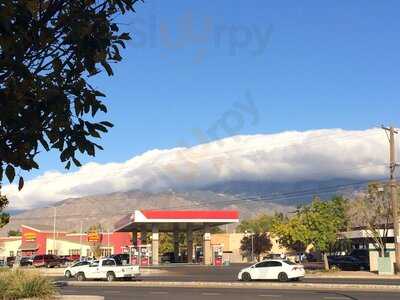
0;269;55;299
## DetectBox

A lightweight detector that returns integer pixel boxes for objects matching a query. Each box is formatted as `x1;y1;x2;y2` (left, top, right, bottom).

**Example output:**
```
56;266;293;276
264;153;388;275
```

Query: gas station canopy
114;210;240;232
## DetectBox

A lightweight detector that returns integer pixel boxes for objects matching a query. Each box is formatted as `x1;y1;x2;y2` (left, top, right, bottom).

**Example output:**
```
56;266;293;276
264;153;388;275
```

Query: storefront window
9;251;14;257
101;248;112;257
69;249;80;256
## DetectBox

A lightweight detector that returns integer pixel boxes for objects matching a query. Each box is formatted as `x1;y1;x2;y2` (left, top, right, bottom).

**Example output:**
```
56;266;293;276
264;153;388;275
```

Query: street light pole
382;125;400;272
53;207;57;255
245;230;254;262
79;220;83;261
251;234;254;262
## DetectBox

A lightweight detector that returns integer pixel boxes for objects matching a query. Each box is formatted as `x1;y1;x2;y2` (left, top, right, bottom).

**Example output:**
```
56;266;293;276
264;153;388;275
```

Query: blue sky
32;0;400;178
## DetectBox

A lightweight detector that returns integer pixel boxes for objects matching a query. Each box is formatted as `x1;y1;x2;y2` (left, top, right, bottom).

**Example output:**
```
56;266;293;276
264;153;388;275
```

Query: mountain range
1;177;367;236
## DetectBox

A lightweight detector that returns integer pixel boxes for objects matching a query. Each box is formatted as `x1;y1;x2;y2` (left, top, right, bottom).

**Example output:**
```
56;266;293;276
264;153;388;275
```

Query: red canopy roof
141;210;239;220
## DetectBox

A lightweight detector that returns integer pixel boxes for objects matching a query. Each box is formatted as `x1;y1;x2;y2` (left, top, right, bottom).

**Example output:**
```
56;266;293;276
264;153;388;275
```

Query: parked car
350;249;369;263
75;258;140;282
263;254;284;260
0;259;7;268
19;256;33;267
64;261;91;278
32;255;62;268
328;255;369;271
238;259;305;282
160;252;176;263
109;254;130;265
6;257;15;267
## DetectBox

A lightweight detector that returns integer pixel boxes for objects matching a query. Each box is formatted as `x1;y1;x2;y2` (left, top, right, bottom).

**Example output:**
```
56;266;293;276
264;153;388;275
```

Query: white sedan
238;259;305;282
64;261;91;278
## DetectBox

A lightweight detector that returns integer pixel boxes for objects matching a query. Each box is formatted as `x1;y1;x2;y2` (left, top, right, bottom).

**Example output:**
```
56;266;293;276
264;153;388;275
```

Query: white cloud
2;128;390;209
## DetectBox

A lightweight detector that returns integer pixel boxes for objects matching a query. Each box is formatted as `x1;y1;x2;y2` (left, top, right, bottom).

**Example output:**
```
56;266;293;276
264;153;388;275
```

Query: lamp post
245;230;254;262
79;220;83;261
53;207;57;255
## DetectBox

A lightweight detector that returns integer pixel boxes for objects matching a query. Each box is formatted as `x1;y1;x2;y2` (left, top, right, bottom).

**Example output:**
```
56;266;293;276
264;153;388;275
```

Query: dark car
350;249;369;263
160;252;176;263
32;255;62;268
328;255;369;271
20;256;33;267
6;257;15;267
110;254;130;265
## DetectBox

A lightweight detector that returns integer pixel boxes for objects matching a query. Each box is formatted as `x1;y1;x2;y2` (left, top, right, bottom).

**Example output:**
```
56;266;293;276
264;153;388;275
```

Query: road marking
149;291;169;295
201;292;222;296
323;297;350;300
258;295;282;298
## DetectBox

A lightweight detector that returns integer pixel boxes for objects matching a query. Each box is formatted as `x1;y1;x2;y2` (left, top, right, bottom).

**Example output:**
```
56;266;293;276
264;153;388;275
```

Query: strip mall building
0;210;287;265
0;224;131;259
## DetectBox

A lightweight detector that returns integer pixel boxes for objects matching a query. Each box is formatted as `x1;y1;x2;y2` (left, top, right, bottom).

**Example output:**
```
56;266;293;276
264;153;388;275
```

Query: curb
63;281;400;292
55;296;104;300
306;274;400;280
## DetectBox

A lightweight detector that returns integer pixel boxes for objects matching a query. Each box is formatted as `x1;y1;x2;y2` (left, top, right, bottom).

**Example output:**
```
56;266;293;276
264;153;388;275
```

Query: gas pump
123;244;153;266
140;246;151;266
212;246;223;266
122;246;139;265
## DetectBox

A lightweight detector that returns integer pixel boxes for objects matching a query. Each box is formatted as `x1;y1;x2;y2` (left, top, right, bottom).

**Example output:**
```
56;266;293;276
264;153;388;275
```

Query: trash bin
378;256;394;275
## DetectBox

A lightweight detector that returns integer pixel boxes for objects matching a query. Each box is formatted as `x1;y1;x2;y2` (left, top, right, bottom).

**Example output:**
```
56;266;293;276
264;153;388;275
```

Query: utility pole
53;206;57;255
251;233;254;262
382;125;400;272
79;220;83;261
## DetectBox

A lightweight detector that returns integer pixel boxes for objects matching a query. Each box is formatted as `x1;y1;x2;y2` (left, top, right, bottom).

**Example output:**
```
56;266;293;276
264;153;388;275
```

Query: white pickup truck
75;258;140;282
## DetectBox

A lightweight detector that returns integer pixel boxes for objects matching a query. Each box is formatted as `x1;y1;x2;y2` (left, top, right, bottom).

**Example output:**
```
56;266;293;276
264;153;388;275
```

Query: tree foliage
236;214;274;234
158;227;226;255
346;182;392;257
240;233;272;262
271;196;348;254
0;190;9;228
0;0;142;189
8;230;21;237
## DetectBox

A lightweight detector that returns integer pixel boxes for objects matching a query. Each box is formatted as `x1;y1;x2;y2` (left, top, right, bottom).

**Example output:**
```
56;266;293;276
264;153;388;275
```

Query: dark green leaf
101;61;114;76
72;157;82;167
39;137;50;151
100;121;114;128
18;176;24;191
5;165;15;183
119;32;131;40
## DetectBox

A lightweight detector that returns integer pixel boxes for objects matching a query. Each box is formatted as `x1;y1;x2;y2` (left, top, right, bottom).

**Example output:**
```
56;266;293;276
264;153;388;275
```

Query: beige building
211;233;288;263
0;237;22;259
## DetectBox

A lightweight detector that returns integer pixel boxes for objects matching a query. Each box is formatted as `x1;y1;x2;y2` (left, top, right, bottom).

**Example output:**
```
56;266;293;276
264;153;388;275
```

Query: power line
9;178;386;221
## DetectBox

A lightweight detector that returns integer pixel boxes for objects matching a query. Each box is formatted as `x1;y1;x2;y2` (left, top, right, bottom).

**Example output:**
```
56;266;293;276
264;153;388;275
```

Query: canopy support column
152;224;159;266
187;224;193;263
203;224;212;265
173;228;179;263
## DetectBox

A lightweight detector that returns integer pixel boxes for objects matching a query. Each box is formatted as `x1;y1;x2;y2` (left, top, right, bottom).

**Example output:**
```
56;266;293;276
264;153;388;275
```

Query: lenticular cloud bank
3;128;389;209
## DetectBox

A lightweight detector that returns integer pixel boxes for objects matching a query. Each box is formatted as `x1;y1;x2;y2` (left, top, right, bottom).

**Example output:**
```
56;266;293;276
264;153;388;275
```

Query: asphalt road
55;264;400;286
142;275;400;285
141;264;400;285
60;286;400;300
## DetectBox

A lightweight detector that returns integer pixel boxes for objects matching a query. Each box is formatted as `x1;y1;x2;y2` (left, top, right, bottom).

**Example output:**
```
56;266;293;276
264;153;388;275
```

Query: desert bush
0;269;55;299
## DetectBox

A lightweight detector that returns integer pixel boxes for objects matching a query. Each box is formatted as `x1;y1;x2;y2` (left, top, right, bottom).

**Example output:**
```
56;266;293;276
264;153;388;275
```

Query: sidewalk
25;267;169;277
64;280;400;292
307;271;400;280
